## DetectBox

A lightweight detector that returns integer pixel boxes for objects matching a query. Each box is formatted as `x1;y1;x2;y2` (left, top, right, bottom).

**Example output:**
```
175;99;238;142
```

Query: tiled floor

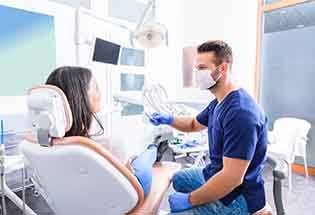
5;158;315;215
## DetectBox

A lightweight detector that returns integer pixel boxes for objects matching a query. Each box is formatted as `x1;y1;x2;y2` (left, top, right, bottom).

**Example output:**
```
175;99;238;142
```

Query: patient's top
196;88;268;213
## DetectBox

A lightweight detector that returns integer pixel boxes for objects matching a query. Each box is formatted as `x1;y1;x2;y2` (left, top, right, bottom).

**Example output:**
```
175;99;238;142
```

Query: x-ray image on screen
120;73;144;91
119;47;145;67
92;38;121;65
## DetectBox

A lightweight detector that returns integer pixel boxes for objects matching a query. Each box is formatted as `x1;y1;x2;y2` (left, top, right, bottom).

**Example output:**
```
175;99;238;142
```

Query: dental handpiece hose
0;120;6;215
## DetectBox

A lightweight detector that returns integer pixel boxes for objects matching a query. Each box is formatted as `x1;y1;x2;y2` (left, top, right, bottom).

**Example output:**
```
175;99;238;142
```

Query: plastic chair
20;85;180;215
268;117;311;190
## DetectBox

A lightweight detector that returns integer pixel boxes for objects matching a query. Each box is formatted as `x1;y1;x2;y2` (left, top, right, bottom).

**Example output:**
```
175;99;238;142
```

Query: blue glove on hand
168;192;192;213
149;112;174;126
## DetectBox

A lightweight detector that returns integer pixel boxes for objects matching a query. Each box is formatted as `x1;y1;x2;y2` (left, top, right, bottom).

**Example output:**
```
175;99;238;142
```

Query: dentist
150;40;268;215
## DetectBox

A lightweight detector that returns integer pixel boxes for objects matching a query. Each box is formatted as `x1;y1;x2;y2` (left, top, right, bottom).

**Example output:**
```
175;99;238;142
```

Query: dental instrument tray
168;135;208;154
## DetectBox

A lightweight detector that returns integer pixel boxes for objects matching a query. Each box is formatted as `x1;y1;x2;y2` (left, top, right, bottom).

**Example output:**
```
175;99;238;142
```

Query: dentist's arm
172;116;206;132
149;113;206;132
189;157;250;205
168;157;250;213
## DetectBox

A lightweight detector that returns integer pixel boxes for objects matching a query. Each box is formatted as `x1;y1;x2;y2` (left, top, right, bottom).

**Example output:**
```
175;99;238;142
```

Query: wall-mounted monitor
92;37;121;65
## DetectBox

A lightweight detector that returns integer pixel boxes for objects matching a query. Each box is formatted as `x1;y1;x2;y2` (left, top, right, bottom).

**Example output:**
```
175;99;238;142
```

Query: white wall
90;0;108;18
152;0;258;102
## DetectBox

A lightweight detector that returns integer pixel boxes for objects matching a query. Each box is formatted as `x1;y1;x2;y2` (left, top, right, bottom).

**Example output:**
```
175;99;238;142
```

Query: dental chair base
0;155;36;215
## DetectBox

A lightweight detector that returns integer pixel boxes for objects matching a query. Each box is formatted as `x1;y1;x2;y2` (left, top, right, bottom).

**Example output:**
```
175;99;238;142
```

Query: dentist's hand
149;113;174;126
168;192;193;213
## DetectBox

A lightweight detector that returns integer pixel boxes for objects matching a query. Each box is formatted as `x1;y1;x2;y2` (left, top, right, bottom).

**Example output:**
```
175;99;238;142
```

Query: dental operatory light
75;0;167;51
133;22;168;48
132;0;168;48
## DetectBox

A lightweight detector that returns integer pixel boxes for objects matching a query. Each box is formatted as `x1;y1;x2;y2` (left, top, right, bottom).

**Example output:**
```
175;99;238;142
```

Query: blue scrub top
196;88;268;213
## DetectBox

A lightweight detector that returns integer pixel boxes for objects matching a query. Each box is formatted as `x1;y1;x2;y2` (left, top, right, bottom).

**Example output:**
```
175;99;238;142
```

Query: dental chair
20;85;181;215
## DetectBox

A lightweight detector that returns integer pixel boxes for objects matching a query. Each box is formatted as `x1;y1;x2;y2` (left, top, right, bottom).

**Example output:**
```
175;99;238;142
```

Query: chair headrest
27;85;73;139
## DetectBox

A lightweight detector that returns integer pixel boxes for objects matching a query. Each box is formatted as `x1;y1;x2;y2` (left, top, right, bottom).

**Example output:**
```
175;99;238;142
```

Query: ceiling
264;1;315;33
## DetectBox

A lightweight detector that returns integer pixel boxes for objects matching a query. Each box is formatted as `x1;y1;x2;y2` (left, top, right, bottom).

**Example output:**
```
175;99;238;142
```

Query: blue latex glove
168;192;192;213
149;112;174;126
131;147;157;197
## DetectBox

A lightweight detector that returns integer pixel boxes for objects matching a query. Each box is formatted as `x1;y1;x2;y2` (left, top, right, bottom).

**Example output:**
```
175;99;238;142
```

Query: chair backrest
23;85;145;215
21;140;140;215
273;117;311;161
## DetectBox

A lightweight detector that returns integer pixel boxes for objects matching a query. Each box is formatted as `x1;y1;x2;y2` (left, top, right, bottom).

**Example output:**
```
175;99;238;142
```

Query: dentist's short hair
197;40;233;67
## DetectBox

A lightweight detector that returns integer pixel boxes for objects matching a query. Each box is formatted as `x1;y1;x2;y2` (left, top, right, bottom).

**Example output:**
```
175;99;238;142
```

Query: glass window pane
264;1;315;33
260;2;315;165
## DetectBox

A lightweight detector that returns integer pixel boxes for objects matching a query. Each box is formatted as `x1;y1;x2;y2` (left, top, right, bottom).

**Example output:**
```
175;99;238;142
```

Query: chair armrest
267;153;288;215
267;153;288;180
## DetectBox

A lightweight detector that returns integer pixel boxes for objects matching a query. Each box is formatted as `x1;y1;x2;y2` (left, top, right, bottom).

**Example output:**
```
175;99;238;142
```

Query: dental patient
45;66;168;197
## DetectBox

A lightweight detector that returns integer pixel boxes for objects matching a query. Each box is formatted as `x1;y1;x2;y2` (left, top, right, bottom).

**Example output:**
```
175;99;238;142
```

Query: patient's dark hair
46;66;104;137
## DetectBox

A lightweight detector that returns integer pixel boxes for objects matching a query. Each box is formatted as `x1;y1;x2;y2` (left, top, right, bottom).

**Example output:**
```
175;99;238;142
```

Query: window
260;1;315;122
257;1;315;167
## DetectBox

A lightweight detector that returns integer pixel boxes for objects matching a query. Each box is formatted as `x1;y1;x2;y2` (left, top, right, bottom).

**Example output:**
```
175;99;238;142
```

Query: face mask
195;68;221;90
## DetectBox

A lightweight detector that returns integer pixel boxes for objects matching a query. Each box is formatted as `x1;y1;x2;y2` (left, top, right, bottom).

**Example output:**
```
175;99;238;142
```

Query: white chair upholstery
21;141;139;215
268;117;311;190
21;85;180;215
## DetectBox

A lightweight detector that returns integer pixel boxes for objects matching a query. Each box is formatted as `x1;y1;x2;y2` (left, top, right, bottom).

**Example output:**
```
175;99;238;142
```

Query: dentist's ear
220;63;229;75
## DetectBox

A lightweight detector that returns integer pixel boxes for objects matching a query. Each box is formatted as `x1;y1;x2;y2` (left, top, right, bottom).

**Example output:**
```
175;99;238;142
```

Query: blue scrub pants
168;168;249;215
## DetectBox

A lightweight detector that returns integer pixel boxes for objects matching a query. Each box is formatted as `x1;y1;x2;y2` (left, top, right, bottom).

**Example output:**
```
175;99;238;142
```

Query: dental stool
20;85;181;215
